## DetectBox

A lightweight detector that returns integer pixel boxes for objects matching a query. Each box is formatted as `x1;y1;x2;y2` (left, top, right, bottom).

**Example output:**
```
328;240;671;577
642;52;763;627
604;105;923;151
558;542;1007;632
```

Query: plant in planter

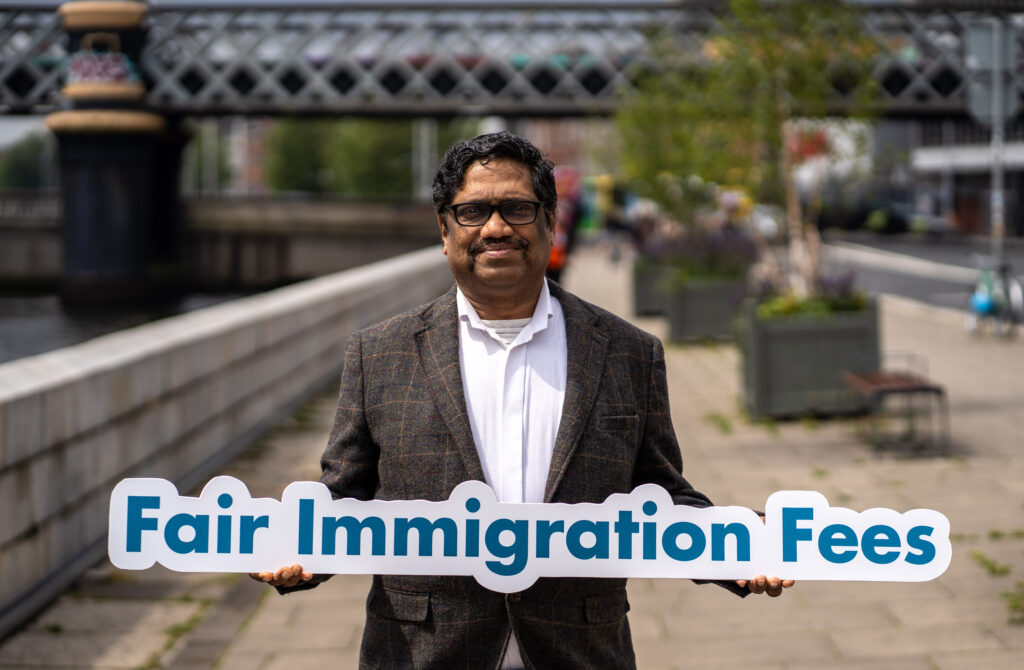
740;271;879;417
738;122;882;417
631;203;677;317
628;186;758;337
618;0;880;415
632;256;669;317
629;177;717;317
661;198;759;341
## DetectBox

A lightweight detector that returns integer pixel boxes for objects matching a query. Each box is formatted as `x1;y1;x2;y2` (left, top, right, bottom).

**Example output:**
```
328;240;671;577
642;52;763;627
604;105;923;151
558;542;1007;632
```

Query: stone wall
0;247;451;638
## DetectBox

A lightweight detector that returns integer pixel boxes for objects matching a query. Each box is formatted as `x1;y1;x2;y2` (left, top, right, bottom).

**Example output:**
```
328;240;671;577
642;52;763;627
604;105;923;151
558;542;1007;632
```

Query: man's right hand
249;564;312;588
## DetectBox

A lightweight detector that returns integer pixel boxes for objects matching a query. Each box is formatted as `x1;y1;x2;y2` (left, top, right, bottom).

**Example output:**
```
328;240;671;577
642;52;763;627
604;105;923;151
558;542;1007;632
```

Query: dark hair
432;131;556;221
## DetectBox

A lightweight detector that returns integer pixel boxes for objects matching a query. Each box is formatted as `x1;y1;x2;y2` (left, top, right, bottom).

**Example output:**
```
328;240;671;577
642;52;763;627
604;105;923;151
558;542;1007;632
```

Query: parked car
863;202;953;237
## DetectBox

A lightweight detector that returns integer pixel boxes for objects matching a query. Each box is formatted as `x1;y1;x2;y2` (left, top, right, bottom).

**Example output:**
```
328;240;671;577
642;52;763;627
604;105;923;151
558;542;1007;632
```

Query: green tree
0;132;52;189
183;122;232;193
266;117;480;198
325;119;414;198
436;118;481;158
325;118;480;198
617;0;877;294
265;119;335;193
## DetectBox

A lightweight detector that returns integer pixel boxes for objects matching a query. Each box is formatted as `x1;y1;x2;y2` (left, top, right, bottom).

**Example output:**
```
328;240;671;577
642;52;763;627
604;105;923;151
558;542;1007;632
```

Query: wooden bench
842;368;950;453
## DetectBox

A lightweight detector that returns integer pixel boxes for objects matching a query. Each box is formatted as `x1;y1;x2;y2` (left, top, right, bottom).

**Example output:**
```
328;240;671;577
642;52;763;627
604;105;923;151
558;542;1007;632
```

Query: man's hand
734;513;794;596
249;564;312;588
736;575;794;597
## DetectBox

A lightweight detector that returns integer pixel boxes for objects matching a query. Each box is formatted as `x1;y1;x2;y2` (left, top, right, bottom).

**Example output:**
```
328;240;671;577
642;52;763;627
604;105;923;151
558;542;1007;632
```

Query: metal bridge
2;0;1024;118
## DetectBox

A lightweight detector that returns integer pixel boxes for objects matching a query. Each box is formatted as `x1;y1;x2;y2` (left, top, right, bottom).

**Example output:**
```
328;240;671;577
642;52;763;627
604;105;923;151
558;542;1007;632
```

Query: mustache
468;237;530;256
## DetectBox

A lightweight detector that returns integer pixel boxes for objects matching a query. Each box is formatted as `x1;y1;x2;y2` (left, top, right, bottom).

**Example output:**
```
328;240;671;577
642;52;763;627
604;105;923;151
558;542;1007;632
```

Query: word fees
109;476;951;592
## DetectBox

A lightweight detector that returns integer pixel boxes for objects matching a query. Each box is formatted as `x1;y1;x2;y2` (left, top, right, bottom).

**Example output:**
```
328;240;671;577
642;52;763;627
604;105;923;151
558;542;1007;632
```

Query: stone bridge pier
45;1;186;308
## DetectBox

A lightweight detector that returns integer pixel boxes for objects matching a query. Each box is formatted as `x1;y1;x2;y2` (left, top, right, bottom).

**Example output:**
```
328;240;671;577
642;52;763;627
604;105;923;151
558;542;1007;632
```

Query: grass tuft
165;613;203;639
703;412;733;435
1003;581;1024;624
799;415;819;430
970;549;1011;577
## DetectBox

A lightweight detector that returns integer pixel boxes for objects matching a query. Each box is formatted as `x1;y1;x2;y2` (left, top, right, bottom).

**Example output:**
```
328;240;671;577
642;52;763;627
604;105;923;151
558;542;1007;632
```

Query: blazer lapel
414;287;487;484
544;284;609;502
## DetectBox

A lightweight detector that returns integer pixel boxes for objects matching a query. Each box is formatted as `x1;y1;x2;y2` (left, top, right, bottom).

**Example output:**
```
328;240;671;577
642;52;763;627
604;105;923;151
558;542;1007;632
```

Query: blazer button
508;592;522;603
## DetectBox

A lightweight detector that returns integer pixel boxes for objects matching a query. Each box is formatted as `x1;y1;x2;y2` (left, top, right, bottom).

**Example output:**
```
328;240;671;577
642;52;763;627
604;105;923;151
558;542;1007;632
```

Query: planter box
632;260;668;316
666;278;745;341
740;300;879;418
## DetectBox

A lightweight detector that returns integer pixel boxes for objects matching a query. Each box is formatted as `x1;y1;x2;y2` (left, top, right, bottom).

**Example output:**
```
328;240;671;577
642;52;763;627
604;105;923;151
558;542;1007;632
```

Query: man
253;132;791;668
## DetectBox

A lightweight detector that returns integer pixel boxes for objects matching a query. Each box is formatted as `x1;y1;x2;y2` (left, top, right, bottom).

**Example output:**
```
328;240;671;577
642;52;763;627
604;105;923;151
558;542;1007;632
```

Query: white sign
109;476;951;593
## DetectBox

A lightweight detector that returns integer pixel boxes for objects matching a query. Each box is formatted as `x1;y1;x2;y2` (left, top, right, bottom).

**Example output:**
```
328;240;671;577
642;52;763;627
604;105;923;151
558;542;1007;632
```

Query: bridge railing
3;1;1023;116
0;3;64;113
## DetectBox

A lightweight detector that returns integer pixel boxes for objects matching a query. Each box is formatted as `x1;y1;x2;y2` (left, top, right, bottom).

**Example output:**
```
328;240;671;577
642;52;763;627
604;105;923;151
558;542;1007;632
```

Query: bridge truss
1;1;1023;117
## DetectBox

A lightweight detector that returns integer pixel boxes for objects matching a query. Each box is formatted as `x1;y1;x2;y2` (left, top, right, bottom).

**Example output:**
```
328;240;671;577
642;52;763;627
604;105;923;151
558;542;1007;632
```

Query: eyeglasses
447;200;542;227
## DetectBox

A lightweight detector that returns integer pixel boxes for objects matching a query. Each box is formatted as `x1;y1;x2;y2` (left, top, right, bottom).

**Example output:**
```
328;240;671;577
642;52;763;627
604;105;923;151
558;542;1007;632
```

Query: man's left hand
736;575;794;597
736;513;794;596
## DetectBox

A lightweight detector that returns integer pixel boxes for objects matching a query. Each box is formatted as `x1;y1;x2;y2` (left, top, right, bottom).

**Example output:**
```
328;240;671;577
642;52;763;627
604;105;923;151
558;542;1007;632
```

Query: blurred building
910;118;1024;236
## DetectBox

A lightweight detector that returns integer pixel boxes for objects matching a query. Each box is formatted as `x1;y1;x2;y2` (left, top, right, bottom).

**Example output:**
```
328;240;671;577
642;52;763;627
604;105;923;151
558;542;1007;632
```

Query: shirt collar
456;279;554;344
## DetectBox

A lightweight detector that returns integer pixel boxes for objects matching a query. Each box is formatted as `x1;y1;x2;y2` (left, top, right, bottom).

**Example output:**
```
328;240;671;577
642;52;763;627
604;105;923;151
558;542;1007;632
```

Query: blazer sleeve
278;331;381;594
320;330;381;501
633;336;749;598
631;336;712;508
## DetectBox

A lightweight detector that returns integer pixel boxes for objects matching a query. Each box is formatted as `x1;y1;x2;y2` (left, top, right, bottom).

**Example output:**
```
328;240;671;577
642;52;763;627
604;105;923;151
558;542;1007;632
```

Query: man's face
439;158;554;303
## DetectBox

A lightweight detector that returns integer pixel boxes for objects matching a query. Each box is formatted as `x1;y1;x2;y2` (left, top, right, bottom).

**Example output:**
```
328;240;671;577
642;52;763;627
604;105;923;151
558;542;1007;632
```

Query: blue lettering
782;507;814;562
818;523;858;563
239;515;269;554
165;514;209;554
216;495;233;553
566;520;610;560
536;520;565;558
642;501;658;559
298;498;314;555
484;519;529;576
662;522;706;561
614;511;639;559
711;523;750;562
394;517;458;557
862;524;900;564
465;498;480;557
126;496;160;552
321;516;386;556
217;515;232;553
466;518;480;557
905;525;936;565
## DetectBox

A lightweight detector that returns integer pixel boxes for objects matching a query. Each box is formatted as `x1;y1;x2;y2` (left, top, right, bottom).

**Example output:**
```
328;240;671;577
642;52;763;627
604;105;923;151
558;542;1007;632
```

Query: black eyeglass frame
445;200;544;227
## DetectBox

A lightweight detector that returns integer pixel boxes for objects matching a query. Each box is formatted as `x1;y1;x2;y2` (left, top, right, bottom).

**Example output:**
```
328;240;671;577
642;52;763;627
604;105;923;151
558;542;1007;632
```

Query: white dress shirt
456;279;567;668
456;279;567;504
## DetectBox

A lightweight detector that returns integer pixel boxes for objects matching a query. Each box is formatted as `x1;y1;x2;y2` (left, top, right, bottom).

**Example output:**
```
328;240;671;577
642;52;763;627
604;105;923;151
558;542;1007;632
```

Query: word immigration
109;477;951;593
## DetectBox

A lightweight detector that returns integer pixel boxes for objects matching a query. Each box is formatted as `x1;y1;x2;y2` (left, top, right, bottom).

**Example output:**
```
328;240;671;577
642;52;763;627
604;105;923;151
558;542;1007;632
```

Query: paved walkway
1;246;1023;669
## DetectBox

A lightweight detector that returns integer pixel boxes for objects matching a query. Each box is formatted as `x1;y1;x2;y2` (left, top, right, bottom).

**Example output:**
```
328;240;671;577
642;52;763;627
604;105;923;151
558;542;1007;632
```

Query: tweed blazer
316;281;735;669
